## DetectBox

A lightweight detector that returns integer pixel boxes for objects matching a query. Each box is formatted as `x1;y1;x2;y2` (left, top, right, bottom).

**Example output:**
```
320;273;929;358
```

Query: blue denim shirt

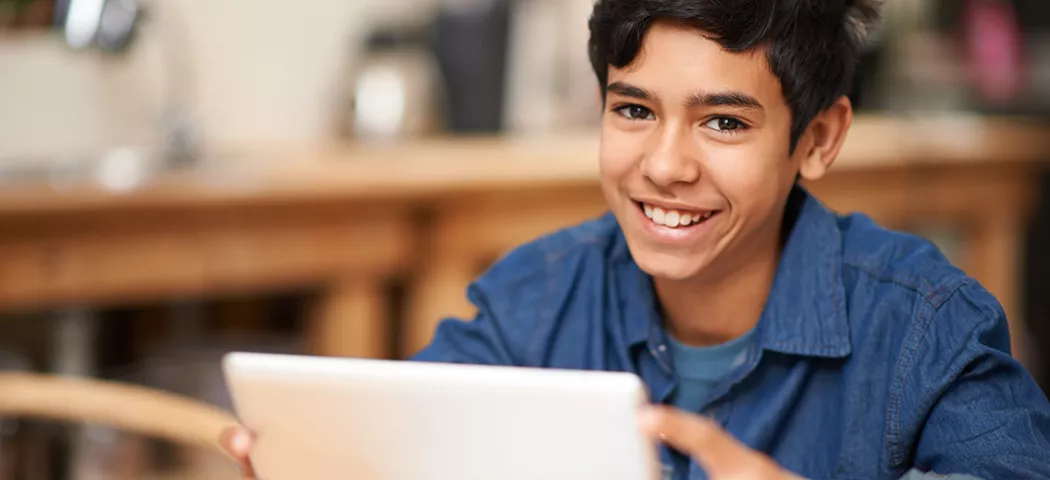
413;188;1050;480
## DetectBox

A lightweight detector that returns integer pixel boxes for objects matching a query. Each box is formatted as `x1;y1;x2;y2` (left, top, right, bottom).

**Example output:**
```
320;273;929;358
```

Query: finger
219;426;254;458
219;426;256;477
639;406;755;475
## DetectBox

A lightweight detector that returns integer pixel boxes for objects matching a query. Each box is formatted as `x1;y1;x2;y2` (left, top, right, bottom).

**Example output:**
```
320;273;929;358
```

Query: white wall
0;0;439;161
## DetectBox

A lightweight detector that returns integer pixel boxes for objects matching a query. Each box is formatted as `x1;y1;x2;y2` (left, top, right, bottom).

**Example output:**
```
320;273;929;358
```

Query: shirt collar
756;186;851;358
616;186;851;359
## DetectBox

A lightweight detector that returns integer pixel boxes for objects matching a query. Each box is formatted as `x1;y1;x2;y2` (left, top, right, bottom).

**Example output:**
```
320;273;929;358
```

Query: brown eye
615;105;655;121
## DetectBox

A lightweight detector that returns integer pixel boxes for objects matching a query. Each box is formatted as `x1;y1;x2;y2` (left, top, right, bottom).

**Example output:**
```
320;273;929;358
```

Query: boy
225;0;1050;478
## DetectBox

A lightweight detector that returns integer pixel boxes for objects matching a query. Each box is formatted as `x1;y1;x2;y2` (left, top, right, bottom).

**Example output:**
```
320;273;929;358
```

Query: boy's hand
639;406;806;480
219;426;256;479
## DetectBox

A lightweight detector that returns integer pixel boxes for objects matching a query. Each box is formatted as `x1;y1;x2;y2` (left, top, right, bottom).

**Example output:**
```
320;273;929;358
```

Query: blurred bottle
962;0;1027;109
340;27;445;143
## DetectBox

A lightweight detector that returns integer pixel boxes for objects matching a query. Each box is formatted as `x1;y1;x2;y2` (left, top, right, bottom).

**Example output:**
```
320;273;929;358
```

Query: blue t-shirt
668;330;755;413
413;187;1050;480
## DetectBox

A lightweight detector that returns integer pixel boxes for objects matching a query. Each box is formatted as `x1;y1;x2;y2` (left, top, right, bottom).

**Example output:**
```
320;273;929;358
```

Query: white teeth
665;210;680;227
641;203;712;228
652;207;666;224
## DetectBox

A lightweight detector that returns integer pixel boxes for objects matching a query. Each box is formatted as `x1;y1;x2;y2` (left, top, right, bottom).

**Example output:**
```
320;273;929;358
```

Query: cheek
704;143;793;214
598;131;641;185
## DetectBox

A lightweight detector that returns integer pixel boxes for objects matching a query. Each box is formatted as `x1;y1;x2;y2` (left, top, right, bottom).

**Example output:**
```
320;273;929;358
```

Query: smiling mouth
639;202;719;228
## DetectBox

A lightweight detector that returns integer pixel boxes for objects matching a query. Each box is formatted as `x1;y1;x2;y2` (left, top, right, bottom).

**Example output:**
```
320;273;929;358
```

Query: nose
640;126;701;187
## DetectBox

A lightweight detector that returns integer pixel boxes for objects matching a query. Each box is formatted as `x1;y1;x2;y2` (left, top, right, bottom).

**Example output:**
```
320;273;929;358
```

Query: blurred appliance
344;27;445;142
59;0;201;168
430;0;513;133
503;0;600;133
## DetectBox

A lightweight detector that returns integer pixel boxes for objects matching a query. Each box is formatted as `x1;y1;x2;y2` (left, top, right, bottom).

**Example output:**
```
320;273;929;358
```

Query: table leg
308;278;389;359
962;200;1035;376
975;213;1033;372
51;308;98;480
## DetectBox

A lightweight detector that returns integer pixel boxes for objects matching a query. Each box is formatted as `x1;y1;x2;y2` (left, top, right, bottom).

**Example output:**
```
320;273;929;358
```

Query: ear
797;96;853;182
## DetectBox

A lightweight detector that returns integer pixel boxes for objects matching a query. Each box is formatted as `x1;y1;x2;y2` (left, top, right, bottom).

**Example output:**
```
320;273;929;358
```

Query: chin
632;251;706;281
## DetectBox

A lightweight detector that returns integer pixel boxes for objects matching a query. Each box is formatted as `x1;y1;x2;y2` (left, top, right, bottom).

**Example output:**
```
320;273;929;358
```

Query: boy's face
599;20;804;282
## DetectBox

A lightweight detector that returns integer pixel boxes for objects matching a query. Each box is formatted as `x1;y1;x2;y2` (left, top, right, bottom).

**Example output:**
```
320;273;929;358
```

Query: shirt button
658;344;667;352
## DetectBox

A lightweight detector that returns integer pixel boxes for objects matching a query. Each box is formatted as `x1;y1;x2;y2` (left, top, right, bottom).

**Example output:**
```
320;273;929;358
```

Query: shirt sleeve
409;283;520;366
408;240;551;366
911;284;1050;478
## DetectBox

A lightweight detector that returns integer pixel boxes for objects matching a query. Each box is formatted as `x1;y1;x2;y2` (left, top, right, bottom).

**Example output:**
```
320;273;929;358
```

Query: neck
655;219;785;347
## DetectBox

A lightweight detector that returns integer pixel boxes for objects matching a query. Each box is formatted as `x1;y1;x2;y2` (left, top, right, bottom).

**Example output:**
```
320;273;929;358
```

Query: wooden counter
0;115;1047;365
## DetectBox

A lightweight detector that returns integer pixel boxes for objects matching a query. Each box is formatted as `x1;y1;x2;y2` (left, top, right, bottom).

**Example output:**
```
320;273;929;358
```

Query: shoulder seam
843;259;966;310
885;290;941;467
884;280;995;468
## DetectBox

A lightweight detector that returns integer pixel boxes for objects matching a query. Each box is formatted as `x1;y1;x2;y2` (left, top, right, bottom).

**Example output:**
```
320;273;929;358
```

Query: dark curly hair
588;0;882;150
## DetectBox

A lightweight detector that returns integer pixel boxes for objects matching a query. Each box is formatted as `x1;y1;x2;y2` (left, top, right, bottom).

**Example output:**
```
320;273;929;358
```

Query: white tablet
223;352;660;480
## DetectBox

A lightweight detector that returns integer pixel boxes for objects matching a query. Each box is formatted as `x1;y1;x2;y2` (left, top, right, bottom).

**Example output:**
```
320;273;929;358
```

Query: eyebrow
606;81;656;101
686;91;764;111
606;81;764;112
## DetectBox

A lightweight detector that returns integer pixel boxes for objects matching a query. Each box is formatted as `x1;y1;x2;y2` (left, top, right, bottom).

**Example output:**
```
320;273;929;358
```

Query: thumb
219;426;256;478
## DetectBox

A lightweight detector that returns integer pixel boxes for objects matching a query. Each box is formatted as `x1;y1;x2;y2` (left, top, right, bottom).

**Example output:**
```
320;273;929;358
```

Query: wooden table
0;115;1047;369
0;164;416;359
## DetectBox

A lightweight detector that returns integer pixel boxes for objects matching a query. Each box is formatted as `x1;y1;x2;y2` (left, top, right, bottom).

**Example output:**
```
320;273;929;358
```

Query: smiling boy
225;0;1050;479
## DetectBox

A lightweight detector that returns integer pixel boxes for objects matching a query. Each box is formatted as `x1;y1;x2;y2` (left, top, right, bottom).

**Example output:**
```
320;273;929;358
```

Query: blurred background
0;0;1049;478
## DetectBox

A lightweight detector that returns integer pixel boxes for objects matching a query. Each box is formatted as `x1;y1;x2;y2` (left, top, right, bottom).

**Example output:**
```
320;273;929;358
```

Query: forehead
609;20;784;105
